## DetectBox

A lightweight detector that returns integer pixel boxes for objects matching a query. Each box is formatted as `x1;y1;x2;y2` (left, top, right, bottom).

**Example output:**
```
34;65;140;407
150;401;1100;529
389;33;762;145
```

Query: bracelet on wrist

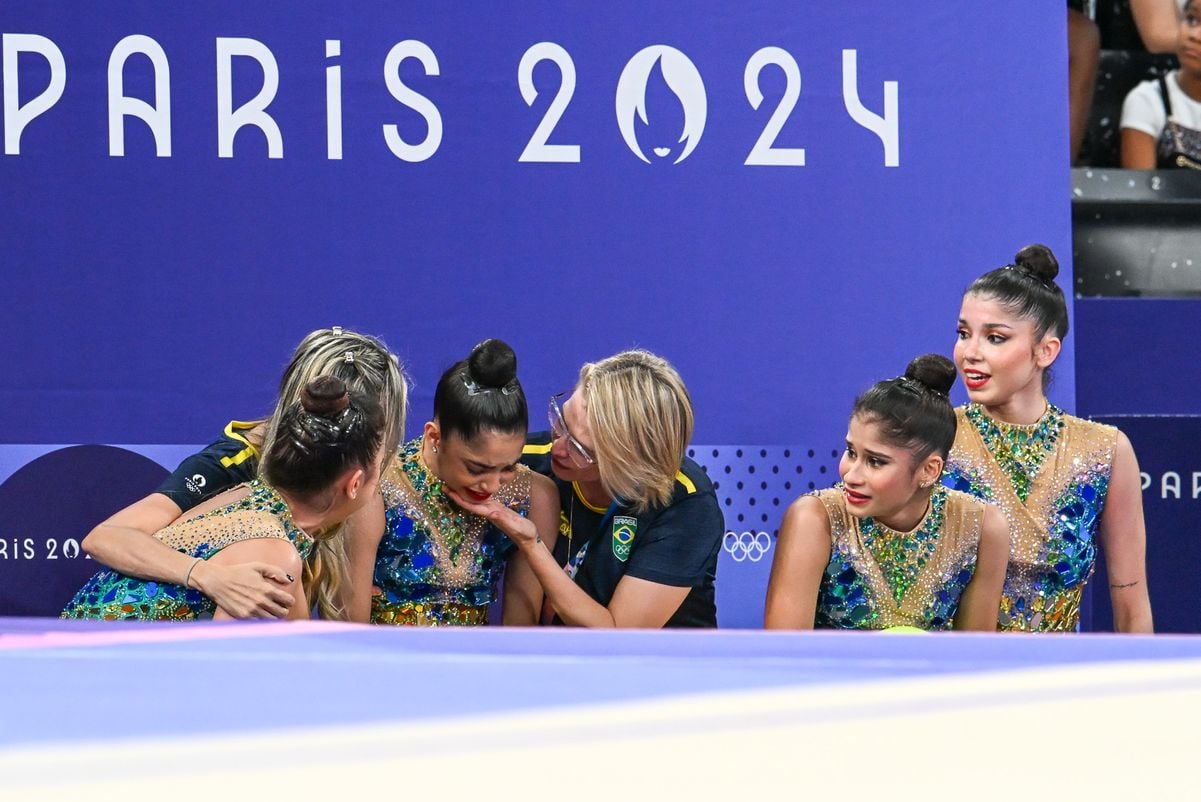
184;557;203;589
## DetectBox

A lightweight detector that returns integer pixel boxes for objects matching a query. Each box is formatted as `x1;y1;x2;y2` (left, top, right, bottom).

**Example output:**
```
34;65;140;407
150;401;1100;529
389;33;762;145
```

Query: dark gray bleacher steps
1072;168;1201;297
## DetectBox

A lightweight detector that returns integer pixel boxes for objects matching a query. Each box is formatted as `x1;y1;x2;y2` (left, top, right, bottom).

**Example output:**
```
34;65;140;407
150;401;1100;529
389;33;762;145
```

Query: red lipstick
845;489;870;505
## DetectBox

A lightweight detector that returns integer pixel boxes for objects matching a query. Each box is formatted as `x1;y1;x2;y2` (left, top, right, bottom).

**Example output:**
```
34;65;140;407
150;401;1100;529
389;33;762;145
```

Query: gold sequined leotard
944;404;1117;632
369;438;533;626
812;485;985;630
62;480;312;620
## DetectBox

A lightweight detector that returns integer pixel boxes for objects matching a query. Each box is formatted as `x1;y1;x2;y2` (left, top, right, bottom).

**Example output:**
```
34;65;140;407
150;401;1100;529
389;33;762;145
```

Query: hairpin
894;376;948;400
344;351;356;364
1003;264;1057;291
462;374;520;396
331;326;344;336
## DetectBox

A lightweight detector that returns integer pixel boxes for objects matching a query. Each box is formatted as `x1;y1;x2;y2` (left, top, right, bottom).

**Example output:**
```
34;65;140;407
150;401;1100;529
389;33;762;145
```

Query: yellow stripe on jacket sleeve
220;447;257;468
675;471;696;494
523;442;553;455
220;420;261;468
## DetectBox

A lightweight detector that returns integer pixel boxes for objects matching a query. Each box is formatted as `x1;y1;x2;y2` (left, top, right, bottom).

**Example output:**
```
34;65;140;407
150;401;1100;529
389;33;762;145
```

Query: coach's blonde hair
578;350;693;513
259;327;408;619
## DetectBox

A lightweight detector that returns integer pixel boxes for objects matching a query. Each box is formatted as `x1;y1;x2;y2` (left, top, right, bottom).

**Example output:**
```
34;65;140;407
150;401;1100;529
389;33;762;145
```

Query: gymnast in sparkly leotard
946;244;1153;633
63;377;386;621
349;339;559;627
765;355;1010;632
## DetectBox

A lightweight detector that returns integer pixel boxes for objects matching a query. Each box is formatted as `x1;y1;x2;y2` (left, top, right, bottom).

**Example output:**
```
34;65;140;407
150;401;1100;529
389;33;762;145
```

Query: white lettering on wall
4;37;908;167
744;47;805;166
108;35;172;157
325;39;342;160
518;42;580;163
216;37;283;159
842;49;898;167
382;40;441;162
3;33;67;155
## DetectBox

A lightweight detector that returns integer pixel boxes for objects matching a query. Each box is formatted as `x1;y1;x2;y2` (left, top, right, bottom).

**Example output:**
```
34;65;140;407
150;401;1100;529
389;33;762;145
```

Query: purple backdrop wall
0;3;1072;622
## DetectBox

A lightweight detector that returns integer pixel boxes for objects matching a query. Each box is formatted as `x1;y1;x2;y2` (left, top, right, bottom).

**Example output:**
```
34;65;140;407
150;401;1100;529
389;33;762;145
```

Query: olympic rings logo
722;531;772;563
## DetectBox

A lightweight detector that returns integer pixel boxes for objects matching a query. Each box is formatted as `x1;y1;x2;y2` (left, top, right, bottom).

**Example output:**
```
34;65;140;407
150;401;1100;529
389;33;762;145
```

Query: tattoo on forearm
1110;580;1140;589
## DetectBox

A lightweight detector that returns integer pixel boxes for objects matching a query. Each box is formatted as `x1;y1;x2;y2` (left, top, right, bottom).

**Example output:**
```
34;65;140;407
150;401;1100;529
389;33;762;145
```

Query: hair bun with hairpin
301;376;351;418
1013;243;1059;286
904;354;956;399
466;339;518;390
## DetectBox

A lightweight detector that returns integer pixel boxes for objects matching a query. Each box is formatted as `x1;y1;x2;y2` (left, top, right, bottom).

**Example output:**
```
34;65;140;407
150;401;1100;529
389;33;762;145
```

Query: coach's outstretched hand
445;489;539;550
191;560;295;619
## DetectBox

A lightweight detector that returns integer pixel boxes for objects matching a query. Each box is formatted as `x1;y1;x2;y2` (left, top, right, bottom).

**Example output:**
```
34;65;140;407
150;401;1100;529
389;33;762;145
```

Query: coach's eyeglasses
549;393;597;468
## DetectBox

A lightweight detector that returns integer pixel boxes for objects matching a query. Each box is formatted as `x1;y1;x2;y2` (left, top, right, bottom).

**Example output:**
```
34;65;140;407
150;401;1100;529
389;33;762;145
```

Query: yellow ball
881;626;927;634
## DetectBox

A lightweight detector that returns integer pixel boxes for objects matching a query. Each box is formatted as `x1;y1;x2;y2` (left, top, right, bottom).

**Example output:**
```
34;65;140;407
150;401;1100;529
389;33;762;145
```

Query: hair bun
904;354;956;398
301;376;350;417
466;339;518;388
1014;244;1059;284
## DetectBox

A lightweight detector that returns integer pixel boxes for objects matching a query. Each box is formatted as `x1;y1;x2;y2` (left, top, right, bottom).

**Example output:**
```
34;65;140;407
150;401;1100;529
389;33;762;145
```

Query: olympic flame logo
615;45;707;164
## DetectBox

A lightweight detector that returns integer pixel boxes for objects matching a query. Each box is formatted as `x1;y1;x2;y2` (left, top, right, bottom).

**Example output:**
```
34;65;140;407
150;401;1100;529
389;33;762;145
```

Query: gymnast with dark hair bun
80;326;408;620
63;377;387;621
342;338;560;626
79;334;556;626
764;355;1009;631
947;244;1153;633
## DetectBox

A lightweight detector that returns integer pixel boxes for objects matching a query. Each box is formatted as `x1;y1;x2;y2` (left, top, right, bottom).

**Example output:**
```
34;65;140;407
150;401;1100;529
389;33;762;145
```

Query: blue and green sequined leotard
370;438;532;626
812;485;985;630
944;404;1117;632
62;480;312;621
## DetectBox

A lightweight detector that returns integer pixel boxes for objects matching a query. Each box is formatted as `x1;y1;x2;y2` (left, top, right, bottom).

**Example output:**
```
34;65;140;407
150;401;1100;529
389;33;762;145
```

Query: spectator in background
1130;0;1188;51
1121;0;1201;167
1070;5;1102;164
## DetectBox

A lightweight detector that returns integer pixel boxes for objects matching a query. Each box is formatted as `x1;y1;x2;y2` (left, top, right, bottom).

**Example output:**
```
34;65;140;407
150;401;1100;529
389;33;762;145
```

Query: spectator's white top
1120;70;1201;138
